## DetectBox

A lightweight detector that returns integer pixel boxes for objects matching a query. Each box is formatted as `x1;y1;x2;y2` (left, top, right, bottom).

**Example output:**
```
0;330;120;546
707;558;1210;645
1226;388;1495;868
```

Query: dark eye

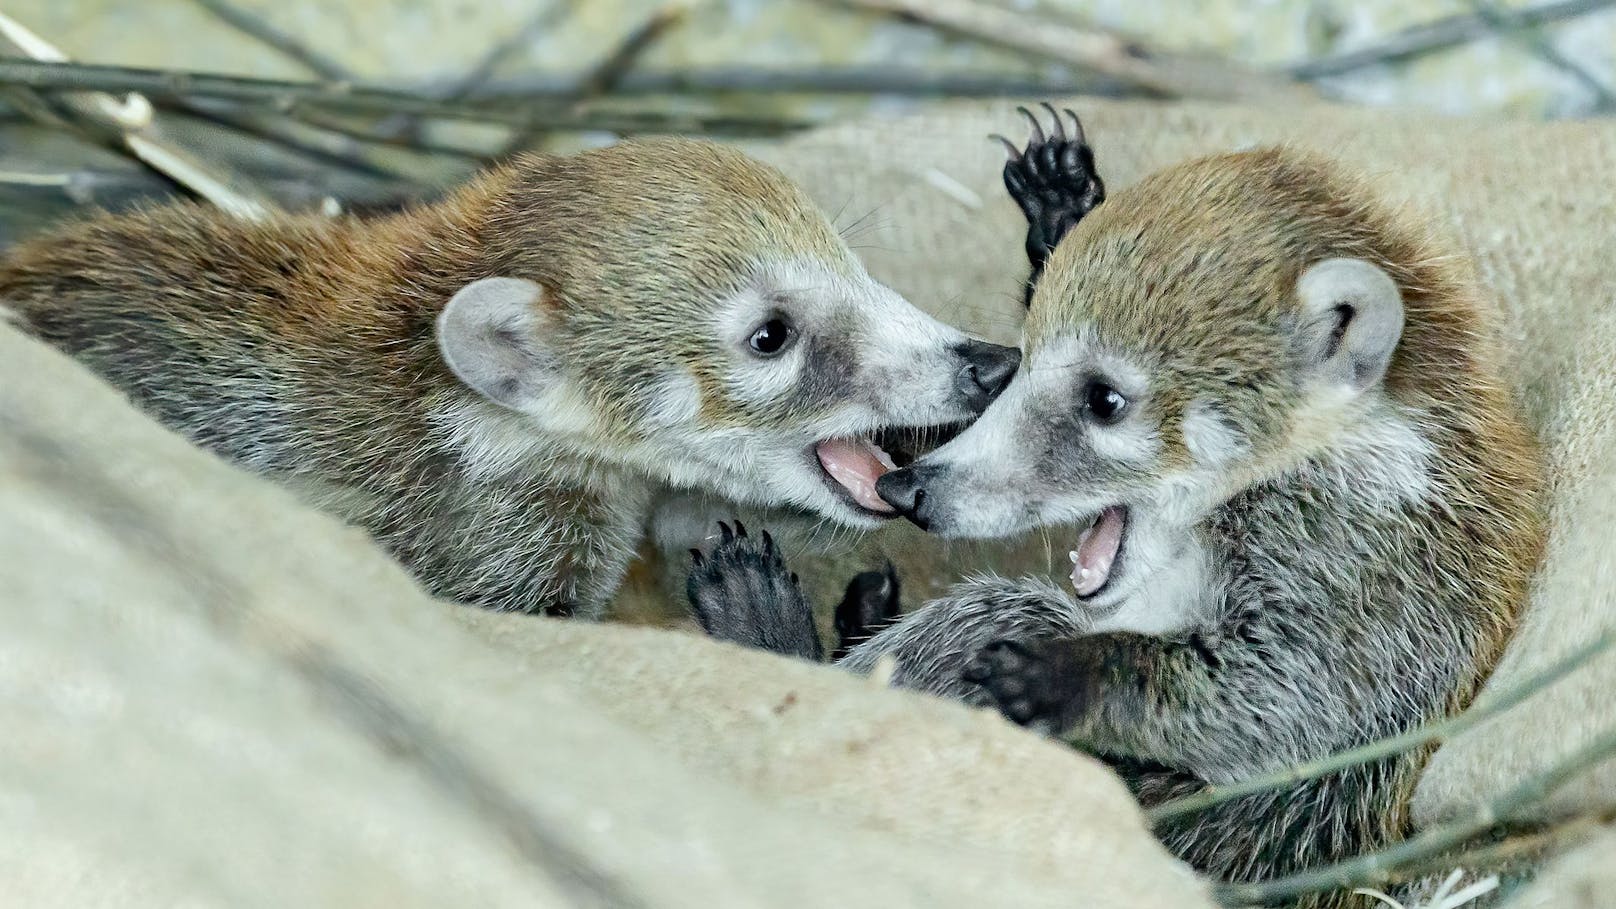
1082;381;1128;424
748;316;795;357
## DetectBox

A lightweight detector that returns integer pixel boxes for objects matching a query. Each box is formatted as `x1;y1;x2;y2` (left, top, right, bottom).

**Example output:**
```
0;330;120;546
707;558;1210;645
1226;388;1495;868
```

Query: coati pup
689;113;1546;903
2;137;1020;618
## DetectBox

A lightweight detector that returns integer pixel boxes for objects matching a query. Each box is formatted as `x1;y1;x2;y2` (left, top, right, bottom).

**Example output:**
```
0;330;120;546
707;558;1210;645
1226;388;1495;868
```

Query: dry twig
1216;725;1616;905
0;13;272;220
576;2;692;98
469;66;1093;98
500;1;691;152
186;0;353;81
1149;631;1616;824
0;59;809;135
818;0;1311;102
1288;0;1616;80
1462;0;1616;111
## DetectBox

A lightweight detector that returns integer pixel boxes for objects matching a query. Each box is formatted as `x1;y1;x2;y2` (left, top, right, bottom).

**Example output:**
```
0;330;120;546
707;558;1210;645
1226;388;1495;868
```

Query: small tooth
1068;550;1079;564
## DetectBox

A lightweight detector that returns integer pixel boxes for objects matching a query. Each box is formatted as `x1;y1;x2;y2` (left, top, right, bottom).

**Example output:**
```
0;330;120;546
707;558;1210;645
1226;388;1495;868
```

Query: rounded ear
1294;258;1404;393
436;277;556;409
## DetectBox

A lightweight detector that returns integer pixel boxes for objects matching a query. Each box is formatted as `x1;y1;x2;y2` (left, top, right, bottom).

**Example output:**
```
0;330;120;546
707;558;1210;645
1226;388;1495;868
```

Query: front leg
831;561;901;661
965;630;1344;781
686;521;823;660
836;576;1092;701
995;103;1106;304
963;637;1112;736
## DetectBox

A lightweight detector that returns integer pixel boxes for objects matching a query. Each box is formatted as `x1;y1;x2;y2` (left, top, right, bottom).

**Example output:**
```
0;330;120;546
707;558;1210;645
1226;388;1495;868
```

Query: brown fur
0;139;864;615
815;149;1548;908
1025;151;1545;906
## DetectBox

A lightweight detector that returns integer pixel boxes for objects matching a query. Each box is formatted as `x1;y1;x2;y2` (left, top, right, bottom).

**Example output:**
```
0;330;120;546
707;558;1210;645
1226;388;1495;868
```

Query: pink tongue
816;438;898;513
1069;506;1125;596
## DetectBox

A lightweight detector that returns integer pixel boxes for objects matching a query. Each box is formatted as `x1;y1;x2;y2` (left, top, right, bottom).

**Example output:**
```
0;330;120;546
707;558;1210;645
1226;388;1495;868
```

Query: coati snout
880;252;1408;608
437;259;1019;530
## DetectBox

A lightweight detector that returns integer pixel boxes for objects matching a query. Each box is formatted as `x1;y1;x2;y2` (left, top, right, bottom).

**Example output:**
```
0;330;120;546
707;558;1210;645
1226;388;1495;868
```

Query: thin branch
1379;809;1610;886
1215;725;1616;905
371;0;580;144
501;1;690;152
1464;0;1616;111
1287;0;1616;80
817;0;1311;102
576;2;691;98
286;107;488;160
1148;631;1616;824
437;1;581;102
467;66;1096;98
169;99;432;184
0;167;169;206
0;13;272;219
186;0;353;81
0;59;810;135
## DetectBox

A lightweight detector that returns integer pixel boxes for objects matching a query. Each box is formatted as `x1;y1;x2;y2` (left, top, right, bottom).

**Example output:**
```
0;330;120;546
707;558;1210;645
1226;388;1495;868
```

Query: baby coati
688;111;1546;904
1;137;1019;617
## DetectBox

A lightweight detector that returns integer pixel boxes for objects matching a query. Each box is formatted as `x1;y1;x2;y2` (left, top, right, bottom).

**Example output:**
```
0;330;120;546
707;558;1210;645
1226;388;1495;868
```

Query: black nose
955;339;1021;413
876;465;936;531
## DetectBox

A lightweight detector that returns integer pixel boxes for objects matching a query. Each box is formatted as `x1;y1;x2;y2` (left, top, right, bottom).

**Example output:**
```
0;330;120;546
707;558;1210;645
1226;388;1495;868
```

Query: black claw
1042;101;1064;139
1064;108;1085;143
1016;105;1045;144
685;519;821;661
990;133;1021;159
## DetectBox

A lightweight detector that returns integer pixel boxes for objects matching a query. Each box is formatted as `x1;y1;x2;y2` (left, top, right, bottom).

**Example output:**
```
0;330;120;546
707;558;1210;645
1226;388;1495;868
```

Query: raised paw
993;103;1105;294
687;521;823;661
832;560;902;661
963;638;1084;734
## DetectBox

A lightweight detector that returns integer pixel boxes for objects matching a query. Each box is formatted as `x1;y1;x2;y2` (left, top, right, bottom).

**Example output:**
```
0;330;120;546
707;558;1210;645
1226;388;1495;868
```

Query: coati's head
879;149;1465;601
433;138;1018;527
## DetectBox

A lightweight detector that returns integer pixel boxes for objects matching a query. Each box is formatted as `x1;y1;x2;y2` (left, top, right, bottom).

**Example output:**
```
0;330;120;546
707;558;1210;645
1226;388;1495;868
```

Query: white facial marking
1088;525;1214;636
644;370;702;427
1087;414;1161;466
433;398;560;479
714;259;827;409
1183;399;1248;467
1046;334;1159;467
854;281;973;423
1317;406;1435;506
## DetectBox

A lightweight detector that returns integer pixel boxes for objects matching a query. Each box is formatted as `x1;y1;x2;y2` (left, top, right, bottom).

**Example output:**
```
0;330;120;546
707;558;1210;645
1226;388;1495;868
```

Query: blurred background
3;0;1615;244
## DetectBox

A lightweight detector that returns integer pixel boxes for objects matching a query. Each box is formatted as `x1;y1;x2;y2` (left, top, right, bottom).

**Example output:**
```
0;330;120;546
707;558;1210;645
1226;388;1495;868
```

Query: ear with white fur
1294;258;1404;392
436;277;558;410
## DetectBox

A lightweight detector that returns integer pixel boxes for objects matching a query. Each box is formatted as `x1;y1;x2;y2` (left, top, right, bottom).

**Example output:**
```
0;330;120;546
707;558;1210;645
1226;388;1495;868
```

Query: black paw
687;521;823;661
831;560;902;661
963;638;1083;734
993;103;1105;301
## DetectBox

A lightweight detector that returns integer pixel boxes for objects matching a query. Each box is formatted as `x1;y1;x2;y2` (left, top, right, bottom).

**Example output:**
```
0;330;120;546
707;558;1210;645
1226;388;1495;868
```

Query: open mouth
1068;506;1129;598
813;423;965;517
